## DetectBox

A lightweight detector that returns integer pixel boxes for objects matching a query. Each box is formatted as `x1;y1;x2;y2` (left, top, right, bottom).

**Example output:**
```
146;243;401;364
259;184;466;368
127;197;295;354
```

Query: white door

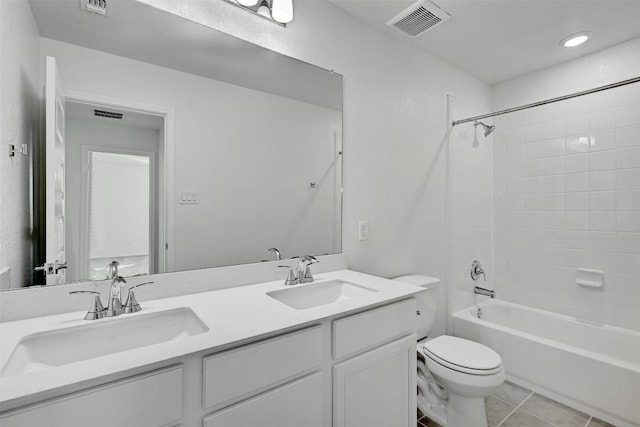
43;56;67;285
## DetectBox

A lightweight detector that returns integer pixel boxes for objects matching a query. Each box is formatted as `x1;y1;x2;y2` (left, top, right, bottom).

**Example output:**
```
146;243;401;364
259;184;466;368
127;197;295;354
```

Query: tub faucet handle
470;260;486;281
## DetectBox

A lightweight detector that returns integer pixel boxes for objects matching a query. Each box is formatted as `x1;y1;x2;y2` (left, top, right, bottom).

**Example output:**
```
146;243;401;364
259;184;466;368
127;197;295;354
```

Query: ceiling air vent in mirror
386;0;450;37
81;0;110;16
94;109;123;120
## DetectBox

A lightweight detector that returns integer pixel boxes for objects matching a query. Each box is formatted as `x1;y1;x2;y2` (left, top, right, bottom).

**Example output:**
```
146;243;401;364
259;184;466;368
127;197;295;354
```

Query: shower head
474;120;495;137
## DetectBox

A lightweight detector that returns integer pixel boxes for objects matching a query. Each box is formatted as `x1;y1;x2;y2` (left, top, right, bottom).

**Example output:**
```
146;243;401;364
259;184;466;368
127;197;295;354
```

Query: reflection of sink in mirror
267;280;377;310
1;308;208;377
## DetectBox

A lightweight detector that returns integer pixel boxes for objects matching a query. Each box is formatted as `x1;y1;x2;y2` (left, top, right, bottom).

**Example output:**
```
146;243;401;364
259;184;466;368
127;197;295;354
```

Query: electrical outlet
358;221;369;241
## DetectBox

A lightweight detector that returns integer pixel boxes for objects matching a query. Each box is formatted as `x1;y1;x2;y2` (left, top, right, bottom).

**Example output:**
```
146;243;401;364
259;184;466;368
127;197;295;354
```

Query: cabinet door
334;334;416;427
203;372;324;427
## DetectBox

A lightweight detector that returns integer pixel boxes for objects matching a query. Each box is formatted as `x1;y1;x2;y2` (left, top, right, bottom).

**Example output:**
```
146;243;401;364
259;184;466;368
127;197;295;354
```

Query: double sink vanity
0;268;422;427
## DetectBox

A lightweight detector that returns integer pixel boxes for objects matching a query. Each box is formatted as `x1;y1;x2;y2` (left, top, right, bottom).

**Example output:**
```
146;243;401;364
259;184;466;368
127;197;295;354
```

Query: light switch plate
179;189;200;204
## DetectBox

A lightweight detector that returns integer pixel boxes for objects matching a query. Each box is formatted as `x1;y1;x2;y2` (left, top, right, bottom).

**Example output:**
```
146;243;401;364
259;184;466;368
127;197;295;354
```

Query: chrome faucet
297;255;319;284
474;286;495;298
471;260;494;297
106;275;126;317
104;260;125;317
267;247;282;261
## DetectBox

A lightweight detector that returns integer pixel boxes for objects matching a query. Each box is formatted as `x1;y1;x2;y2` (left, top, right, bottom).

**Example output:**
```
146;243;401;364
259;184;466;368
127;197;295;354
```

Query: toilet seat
420;336;502;376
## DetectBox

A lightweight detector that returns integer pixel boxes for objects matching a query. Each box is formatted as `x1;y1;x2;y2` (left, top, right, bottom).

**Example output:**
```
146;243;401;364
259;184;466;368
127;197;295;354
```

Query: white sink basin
1;307;208;377
267;280;377;310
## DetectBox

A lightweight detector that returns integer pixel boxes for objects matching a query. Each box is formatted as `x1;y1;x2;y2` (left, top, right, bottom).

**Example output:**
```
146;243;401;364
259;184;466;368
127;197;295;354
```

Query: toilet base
418;392;488;427
418;395;447;426
446;394;488;427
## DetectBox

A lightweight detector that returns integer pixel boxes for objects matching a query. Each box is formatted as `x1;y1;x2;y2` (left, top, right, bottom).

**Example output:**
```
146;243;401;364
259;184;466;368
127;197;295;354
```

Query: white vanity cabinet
0;297;417;427
0;365;183;427
332;299;417;427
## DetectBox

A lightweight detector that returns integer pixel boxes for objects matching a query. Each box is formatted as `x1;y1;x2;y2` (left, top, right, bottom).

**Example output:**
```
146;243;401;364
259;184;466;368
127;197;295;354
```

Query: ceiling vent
94;109;123;120
81;0;110;16
386;0;450;37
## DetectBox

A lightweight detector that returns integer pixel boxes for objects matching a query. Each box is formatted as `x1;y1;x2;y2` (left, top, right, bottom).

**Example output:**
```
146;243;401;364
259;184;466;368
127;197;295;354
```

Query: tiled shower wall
447;97;494;315
492;82;640;331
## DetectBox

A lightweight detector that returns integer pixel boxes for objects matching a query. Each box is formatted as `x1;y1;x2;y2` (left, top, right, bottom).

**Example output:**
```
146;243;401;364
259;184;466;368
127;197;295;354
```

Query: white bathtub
452;299;640;427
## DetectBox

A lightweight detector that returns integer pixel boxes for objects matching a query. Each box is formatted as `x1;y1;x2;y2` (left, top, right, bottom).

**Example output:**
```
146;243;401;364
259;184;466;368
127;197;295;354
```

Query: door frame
65;89;175;274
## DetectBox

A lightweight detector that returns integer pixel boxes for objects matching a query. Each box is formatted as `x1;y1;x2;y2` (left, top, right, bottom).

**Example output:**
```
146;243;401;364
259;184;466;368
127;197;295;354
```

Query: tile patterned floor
417;381;617;427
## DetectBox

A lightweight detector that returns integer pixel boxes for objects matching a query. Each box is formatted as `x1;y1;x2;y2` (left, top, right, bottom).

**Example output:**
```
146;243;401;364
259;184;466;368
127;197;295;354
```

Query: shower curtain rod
451;75;640;127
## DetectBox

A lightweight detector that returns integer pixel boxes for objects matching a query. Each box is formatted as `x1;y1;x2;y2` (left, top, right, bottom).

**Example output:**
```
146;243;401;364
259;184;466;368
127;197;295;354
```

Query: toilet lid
421;336;502;375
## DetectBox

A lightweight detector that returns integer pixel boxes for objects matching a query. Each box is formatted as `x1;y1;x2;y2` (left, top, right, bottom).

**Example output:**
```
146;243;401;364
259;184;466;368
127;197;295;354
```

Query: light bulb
257;4;271;18
237;0;259;7
560;32;591;48
271;0;293;23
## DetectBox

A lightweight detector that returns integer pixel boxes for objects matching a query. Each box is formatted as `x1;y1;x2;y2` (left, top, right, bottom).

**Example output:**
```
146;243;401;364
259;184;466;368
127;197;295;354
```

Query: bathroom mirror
1;0;342;289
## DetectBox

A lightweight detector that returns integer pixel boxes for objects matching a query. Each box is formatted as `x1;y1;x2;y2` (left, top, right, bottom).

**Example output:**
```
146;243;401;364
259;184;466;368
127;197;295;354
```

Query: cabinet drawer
203;372;324;427
203;325;322;409
0;365;183;427
333;299;415;359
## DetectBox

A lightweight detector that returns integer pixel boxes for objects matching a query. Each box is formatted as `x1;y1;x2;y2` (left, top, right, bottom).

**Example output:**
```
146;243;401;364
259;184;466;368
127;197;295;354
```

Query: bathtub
452;299;640;427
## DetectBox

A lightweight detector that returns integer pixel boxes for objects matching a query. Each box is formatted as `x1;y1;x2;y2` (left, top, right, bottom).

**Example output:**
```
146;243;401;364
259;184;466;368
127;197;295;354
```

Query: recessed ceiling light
560;32;591;48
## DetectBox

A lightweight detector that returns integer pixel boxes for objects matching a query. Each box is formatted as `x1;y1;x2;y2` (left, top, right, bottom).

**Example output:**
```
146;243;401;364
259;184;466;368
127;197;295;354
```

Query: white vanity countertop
0;269;422;412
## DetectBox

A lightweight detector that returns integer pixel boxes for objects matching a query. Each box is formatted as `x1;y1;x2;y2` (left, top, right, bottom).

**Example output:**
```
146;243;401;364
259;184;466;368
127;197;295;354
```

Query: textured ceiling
329;0;640;85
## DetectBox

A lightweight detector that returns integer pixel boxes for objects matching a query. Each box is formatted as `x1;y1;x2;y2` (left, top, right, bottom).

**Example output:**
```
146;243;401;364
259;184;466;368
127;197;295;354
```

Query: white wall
139;0;492;336
0;0;42;289
491;37;640;331
65;118;160;282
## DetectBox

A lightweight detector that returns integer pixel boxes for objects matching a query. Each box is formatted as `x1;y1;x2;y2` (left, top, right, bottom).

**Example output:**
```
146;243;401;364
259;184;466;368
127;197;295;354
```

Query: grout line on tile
495;391;532;427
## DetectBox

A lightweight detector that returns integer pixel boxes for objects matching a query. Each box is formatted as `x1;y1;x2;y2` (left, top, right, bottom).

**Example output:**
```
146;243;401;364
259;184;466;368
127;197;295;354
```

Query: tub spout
474;286;495;298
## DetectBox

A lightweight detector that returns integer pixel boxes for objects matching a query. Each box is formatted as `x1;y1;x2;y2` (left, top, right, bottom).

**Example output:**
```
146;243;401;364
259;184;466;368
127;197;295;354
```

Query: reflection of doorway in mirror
64;98;166;283
86;151;154;280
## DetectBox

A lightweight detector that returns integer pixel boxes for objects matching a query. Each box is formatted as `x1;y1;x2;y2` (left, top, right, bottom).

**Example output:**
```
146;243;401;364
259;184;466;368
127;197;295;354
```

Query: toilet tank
393;275;440;340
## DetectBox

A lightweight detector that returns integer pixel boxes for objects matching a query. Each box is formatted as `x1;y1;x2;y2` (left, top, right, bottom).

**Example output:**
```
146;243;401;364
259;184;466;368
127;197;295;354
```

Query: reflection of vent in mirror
387;0;450;37
94;109;123;120
82;0;110;16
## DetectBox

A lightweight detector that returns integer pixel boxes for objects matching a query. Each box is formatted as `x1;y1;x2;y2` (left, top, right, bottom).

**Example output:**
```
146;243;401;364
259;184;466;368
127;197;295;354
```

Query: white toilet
393;275;505;427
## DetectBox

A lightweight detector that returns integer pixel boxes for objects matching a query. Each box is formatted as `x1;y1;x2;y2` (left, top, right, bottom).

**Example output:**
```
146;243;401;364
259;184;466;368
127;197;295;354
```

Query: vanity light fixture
226;0;293;25
560;32;591;48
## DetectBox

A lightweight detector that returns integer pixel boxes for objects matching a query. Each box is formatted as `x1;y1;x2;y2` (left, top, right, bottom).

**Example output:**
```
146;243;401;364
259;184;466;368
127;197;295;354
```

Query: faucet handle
123;282;154;314
301;255;318;264
470;260;486;281
278;265;299;286
298;255;319;284
69;291;105;320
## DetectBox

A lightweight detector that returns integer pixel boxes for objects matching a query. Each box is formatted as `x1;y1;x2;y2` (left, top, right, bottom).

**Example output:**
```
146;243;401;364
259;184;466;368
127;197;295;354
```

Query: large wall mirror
1;0;343;289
